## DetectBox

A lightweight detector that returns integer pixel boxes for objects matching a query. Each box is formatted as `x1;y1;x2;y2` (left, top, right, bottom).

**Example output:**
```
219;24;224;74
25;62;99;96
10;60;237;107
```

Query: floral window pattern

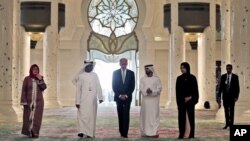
88;0;139;55
88;0;138;37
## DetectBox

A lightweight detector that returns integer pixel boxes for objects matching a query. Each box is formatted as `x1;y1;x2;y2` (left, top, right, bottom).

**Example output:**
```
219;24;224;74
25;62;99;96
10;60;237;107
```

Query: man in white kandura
73;60;103;138
139;64;162;138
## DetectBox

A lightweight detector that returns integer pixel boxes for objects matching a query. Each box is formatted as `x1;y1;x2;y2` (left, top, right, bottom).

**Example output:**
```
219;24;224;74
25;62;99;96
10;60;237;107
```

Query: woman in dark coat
20;64;47;138
176;62;199;139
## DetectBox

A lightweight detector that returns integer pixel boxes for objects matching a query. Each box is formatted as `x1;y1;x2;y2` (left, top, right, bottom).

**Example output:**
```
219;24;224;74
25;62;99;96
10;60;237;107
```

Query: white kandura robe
139;76;162;136
76;72;103;137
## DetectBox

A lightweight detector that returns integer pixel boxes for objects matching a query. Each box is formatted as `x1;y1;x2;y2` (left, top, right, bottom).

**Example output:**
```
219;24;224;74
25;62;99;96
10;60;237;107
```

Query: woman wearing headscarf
139;64;162;138
20;64;47;138
176;62;199;139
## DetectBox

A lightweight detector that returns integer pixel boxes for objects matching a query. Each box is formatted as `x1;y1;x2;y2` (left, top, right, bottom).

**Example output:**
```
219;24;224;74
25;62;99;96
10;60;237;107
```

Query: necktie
122;70;125;84
226;75;230;92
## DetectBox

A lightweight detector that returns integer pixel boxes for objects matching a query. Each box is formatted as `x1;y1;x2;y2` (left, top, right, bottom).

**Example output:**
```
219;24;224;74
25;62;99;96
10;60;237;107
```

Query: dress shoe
121;135;128;138
30;131;34;138
30;130;38;138
32;135;39;138
142;135;159;138
78;133;84;137
82;134;93;138
151;135;159;138
178;136;184;139
223;125;229;129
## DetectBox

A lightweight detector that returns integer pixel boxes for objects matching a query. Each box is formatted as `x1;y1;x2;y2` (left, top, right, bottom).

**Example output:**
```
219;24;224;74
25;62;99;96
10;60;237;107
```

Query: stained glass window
88;0;138;37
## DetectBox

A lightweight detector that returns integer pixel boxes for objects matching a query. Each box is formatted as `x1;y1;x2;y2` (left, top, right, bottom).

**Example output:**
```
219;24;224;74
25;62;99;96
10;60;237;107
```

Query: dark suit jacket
218;73;240;101
176;74;199;107
112;69;135;103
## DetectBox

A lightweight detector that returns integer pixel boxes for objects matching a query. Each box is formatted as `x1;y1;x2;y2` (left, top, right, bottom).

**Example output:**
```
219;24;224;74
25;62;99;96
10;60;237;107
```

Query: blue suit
112;69;135;137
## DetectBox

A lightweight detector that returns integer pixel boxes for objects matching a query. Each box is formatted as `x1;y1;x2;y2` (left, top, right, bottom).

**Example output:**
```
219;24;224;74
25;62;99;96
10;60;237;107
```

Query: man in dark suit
217;64;240;129
112;58;135;138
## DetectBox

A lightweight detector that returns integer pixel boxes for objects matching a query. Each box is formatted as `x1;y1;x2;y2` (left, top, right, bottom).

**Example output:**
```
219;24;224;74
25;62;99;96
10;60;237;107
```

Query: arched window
88;0;138;37
87;0;139;55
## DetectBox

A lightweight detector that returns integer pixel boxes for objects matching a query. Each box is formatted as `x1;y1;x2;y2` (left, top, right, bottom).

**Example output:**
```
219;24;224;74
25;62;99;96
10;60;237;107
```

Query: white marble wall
230;0;250;123
155;50;168;107
186;49;198;78
5;0;250;122
58;0;91;106
138;0;170;107
42;0;61;108
19;27;30;88
220;0;231;69
197;27;216;109
196;1;217;109
216;0;250;123
0;0;22;122
165;0;185;109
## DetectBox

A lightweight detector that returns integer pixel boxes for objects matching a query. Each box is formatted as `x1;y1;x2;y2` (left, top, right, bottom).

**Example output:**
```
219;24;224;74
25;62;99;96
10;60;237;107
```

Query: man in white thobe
140;64;162;138
74;61;103;138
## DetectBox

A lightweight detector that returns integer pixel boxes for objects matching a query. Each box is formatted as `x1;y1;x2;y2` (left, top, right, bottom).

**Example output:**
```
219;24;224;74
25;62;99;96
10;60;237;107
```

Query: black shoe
30;131;34;138
30;130;39;138
178;135;184;139
83;135;93;138
151;135;159;138
32;135;39;138
121;135;128;138
223;125;229;129
78;133;84;137
30;130;34;138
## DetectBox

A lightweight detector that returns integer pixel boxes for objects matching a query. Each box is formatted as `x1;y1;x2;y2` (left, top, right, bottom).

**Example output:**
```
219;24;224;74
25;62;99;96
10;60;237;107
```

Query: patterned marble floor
0;106;230;141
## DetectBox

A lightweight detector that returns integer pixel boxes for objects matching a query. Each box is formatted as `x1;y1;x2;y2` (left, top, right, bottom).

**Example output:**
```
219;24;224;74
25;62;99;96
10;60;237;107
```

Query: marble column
166;0;185;109
0;0;22;122
18;27;30;121
19;27;30;86
14;0;24;122
227;0;250;123
216;0;231;122
221;0;231;68
197;33;206;109
197;1;217;109
43;0;61;108
216;0;250;123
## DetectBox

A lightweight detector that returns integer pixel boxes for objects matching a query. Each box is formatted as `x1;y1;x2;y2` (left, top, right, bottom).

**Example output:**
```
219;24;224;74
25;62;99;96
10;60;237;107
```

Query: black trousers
178;104;195;138
116;101;131;137
223;99;235;126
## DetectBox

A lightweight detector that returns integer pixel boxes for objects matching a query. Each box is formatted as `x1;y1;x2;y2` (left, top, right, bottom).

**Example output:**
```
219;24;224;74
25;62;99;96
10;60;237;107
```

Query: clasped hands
146;88;152;95
119;94;128;101
185;96;192;103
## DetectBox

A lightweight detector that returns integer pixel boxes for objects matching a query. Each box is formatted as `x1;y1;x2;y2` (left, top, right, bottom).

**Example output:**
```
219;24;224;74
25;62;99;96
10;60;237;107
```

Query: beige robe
139;76;162;136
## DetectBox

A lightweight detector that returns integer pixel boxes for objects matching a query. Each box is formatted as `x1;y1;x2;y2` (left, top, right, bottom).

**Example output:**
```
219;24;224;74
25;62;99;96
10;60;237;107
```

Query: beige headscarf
144;64;158;77
72;60;96;86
